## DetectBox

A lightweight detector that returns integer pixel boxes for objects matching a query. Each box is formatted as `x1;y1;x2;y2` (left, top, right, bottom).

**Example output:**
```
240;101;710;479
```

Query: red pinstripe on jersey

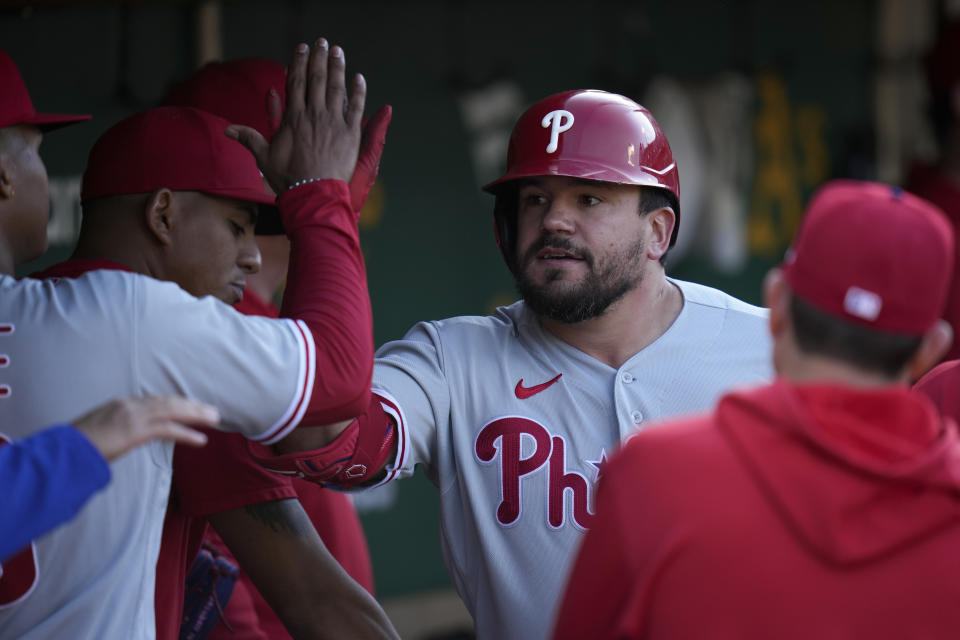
255;319;316;445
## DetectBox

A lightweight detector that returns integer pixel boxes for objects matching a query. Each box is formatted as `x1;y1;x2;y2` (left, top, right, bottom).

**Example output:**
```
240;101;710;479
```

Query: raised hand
227;38;366;192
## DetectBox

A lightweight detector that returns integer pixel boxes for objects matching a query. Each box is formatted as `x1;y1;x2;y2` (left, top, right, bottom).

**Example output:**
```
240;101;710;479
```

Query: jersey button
620;372;635;384
631;410;643;424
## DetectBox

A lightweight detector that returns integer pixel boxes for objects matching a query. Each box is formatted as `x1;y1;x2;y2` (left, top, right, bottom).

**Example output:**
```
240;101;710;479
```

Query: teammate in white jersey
0;47;218;575
0;40;384;639
262;90;774;639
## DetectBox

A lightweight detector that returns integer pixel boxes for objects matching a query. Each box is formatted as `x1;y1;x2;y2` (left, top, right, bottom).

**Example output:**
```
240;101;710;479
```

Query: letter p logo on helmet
541;109;574;153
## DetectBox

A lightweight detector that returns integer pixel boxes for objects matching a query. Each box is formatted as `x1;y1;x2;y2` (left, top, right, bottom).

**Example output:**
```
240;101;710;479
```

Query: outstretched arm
209;499;399;640
228;40;386;443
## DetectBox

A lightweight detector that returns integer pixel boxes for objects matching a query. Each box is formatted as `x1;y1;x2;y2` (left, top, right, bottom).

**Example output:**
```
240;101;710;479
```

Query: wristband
287;177;326;191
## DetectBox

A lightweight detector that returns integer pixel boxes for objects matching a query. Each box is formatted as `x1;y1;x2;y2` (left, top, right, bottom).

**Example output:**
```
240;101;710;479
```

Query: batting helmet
483;90;680;272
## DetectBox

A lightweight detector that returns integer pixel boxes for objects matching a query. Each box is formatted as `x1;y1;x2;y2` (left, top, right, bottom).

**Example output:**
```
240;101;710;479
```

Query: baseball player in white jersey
0;49;220;563
261;90;773;639
0;40;377;639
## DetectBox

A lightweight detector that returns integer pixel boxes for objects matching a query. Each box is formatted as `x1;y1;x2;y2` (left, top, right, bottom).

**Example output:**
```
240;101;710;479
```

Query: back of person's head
778;180;954;378
161;58;286;141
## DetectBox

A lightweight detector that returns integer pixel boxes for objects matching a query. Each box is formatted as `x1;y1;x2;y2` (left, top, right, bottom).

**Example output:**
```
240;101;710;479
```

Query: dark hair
789;294;922;378
638;187;678;266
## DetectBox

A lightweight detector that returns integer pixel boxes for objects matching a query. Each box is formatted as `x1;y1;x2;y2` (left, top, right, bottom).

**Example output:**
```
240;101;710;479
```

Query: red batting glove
349;104;392;213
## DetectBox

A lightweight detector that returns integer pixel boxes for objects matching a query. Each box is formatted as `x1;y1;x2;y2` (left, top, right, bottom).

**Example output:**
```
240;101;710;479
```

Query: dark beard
515;234;644;324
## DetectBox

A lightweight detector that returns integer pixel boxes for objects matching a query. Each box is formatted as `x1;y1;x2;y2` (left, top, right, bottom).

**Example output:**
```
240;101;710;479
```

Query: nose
541;200;576;235
238;237;262;275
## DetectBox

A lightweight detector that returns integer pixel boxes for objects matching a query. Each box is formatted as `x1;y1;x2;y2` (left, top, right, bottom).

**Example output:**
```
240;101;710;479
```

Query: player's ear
645;206;675;263
764;268;794;376
905;319;953;383
144;188;176;245
0;129;16;201
763;268;789;338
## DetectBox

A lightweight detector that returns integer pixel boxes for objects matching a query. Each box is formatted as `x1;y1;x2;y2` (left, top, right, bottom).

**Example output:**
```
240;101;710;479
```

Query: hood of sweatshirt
718;379;960;565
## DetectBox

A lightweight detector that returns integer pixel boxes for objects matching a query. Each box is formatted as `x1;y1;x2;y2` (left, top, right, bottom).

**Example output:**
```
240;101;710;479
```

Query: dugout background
2;0;953;634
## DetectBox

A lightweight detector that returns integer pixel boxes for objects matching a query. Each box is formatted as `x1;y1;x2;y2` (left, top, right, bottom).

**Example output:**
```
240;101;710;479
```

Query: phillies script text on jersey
476;415;600;529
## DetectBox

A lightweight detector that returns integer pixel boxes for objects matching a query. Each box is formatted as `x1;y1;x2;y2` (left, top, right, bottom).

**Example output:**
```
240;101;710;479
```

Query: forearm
0;426;110;561
283;581;396;640
211;499;398;640
277;180;374;426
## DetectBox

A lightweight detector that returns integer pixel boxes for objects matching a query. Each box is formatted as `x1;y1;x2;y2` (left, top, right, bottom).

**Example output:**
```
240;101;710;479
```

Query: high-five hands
227;39;366;192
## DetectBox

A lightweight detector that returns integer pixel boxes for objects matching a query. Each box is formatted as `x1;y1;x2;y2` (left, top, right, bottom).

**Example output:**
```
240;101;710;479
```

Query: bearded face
512;177;650;324
515;229;646;324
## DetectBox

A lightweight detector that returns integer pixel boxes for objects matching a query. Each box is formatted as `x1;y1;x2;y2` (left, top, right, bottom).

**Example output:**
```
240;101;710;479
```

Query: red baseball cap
782;179;954;335
0;49;90;131
161;58;286;141
160;59;285;233
82;106;274;209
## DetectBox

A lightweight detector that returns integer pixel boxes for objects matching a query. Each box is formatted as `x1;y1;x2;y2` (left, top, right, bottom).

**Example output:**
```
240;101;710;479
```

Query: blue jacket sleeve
0;425;111;562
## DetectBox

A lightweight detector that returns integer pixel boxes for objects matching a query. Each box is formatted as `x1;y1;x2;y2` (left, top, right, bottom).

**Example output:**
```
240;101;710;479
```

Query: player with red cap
0;48;90;273
0;49;222;569
143;57;383;640
2;40;397;639
258;89;773;639
554;180;960;639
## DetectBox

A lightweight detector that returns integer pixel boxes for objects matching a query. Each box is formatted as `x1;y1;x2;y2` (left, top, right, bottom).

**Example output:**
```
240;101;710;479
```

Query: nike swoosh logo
515;373;563;399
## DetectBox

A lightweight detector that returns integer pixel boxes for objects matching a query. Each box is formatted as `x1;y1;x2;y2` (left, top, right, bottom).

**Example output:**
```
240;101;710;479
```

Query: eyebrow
237;203;259;226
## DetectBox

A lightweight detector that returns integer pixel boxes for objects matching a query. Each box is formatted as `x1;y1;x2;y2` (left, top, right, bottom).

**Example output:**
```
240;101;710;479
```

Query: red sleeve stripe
254;319;317;444
367;388;407;488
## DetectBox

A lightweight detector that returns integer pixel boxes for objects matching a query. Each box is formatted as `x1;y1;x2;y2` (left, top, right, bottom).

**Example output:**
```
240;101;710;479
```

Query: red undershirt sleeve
276;179;373;426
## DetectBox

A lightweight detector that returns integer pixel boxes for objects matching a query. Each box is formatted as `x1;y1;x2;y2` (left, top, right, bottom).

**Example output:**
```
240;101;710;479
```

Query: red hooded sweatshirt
554;380;960;640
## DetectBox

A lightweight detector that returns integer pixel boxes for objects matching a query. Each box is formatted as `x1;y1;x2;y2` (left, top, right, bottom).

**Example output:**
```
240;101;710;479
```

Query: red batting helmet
483;90;680;272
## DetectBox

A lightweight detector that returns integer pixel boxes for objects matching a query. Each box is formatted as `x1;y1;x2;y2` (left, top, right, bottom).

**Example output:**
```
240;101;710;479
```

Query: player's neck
539;273;682;369
71;229;158;279
775;332;906;388
780;354;905;388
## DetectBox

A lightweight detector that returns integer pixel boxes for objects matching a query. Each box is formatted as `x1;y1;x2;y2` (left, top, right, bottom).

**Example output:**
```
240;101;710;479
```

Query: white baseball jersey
0;270;316;640
372;278;773;640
